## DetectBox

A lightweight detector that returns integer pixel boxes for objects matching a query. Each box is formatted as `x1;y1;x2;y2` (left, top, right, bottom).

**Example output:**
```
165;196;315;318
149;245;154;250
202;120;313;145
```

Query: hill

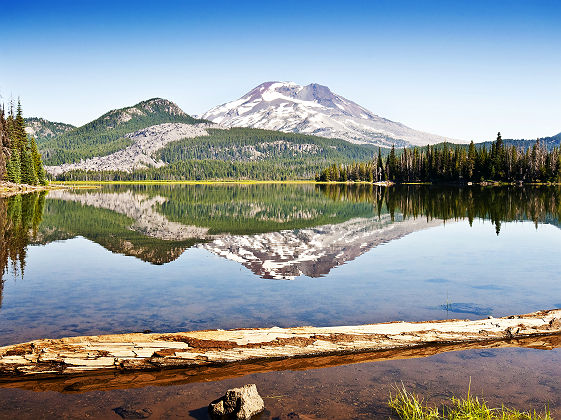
49;126;379;180
480;132;561;151
40;98;206;165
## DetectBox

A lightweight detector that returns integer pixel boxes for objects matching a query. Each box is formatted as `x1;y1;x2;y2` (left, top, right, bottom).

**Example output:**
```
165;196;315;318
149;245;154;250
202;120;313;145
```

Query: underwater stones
113;406;152;419
209;384;265;420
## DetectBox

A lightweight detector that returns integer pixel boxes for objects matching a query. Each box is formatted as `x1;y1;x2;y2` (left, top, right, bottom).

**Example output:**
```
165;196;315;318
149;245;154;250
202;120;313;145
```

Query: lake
1;183;560;418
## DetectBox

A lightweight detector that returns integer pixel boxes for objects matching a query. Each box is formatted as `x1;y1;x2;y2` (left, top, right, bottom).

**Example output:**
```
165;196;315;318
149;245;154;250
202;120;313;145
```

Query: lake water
1;184;560;418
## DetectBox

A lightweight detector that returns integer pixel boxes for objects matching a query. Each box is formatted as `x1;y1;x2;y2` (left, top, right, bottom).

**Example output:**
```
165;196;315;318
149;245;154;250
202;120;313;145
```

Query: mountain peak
98;98;194;128
203;82;457;147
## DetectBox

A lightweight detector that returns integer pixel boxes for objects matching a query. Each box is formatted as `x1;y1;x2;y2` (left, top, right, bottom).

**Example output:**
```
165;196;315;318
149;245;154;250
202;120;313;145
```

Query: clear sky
1;0;560;142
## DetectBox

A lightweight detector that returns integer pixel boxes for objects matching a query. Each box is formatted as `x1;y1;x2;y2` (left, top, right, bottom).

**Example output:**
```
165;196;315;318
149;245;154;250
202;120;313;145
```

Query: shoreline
1;308;560;387
0;181;100;197
0;181;68;198
48;179;561;186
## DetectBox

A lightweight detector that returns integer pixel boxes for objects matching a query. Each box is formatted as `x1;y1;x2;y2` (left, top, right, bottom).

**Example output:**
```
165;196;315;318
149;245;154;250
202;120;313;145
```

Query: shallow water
0;346;559;419
1;184;560;417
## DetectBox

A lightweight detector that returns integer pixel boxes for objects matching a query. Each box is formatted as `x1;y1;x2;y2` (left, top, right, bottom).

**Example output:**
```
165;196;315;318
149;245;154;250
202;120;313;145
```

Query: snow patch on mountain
202;82;459;147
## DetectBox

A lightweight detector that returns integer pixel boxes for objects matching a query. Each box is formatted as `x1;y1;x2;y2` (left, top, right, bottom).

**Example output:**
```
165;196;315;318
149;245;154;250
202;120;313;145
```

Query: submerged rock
113;406;152;419
440;302;492;316
209;384;265;419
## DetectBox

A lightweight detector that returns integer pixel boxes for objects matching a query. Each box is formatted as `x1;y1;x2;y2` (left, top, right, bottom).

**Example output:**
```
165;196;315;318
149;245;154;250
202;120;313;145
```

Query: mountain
41;96;379;179
24;118;75;144
202;81;458;148
40;98;206;165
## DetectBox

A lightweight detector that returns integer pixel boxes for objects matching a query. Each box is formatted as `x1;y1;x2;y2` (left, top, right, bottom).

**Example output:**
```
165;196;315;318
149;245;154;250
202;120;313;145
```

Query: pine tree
20;147;38;185
13;100;27;155
6;147;21;183
377;148;385;181
30;138;47;185
0;107;7;180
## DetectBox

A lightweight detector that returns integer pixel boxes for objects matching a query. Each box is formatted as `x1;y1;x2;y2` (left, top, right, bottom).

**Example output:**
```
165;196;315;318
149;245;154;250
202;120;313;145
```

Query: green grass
388;383;551;420
51;180;317;185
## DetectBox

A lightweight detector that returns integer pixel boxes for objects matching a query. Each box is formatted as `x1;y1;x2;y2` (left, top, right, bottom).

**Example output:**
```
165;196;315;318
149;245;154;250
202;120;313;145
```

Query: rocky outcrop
209;384;265;420
46;122;214;176
1;309;560;382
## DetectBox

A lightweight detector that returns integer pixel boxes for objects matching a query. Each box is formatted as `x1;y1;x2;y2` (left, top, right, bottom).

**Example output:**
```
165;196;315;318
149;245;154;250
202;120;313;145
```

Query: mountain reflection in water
1;184;561;285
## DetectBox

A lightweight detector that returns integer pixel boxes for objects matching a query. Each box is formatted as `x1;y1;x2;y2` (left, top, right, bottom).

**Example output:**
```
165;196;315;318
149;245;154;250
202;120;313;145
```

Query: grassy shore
0;181;69;197
389;384;551;420
48;179;561;187
50;180;396;186
50;179;318;186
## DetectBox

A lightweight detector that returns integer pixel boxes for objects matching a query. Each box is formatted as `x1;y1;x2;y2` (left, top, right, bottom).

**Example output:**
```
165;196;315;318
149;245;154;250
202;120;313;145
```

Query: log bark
1;309;560;390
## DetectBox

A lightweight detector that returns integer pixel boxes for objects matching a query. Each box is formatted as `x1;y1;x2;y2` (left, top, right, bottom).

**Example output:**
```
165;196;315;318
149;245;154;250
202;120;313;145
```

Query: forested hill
479;132;561;151
24;118;76;144
53;127;379;181
40;98;207;165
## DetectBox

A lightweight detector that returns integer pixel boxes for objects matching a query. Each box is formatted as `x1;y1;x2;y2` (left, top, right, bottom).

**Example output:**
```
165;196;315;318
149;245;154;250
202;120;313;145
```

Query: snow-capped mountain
202;81;458;147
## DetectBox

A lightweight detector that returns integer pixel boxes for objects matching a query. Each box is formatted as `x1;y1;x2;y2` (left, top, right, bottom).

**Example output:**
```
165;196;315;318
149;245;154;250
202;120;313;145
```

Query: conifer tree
14;101;27;152
0;107;7;180
20;147;38;185
6;147;21;183
30;138;47;185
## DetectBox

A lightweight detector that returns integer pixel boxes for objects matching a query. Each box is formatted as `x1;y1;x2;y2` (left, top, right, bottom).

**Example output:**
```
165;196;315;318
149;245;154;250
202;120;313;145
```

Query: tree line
316;133;561;184
0;101;47;185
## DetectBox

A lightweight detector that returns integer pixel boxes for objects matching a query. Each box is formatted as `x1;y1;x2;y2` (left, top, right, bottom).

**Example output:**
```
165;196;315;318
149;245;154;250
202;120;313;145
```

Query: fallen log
1;309;560;389
3;333;561;393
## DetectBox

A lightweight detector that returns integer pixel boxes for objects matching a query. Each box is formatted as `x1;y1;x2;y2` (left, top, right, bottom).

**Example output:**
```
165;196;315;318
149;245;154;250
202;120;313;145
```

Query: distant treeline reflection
0;193;46;299
318;184;561;234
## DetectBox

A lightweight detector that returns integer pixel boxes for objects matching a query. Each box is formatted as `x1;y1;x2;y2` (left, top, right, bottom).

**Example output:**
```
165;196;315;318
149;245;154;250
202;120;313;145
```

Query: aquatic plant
388;383;551;420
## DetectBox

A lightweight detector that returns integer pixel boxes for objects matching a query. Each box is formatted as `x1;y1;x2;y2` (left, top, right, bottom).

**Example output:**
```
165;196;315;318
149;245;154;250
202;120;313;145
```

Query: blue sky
1;0;560;141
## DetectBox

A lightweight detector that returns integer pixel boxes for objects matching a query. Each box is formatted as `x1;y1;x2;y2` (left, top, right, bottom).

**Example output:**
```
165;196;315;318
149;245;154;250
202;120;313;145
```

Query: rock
209;384;265;419
549;318;561;329
113;406;152;419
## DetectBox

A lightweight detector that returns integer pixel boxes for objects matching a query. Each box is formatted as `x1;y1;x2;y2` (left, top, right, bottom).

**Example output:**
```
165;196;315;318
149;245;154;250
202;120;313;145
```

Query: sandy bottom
0;345;559;419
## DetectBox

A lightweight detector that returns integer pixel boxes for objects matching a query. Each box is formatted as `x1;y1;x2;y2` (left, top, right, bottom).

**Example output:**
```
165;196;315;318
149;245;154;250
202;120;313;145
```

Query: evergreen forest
0;101;47;185
317;133;561;184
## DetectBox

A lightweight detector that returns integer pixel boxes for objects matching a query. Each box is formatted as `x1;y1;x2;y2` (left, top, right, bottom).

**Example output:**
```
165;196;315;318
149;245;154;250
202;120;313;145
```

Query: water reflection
318;184;561;233
0;193;45;289
2;184;561;282
2;184;561;345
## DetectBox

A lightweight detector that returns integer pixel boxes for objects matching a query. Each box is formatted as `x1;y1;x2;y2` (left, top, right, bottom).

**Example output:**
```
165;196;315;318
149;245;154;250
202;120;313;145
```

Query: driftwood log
1;309;560;392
